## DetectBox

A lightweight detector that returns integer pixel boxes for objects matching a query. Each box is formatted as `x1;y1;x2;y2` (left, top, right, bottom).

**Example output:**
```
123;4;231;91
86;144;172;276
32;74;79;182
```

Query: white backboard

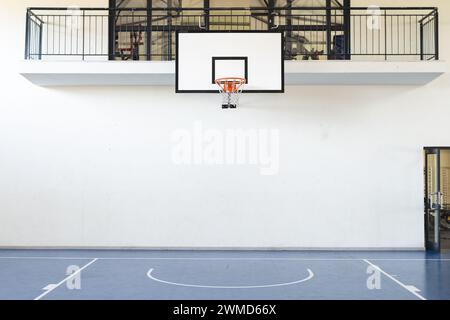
176;32;284;93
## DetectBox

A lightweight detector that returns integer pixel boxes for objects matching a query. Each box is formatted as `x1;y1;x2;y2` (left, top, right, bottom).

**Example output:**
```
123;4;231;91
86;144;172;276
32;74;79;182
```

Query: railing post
38;22;43;60
384;10;388;60
81;10;86;60
25;9;30;59
434;9;439;60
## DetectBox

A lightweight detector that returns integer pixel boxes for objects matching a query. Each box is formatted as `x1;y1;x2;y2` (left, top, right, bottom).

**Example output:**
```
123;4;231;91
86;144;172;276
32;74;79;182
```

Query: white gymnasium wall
0;0;449;248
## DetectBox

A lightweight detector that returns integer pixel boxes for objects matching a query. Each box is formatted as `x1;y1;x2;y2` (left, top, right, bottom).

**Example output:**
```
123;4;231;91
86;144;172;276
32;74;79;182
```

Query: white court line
0;256;449;261
147;268;314;289
34;258;98;301
0;257;94;260
363;259;427;301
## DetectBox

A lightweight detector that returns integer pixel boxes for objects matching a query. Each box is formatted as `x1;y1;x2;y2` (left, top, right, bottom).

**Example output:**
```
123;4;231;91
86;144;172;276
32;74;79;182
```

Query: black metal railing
25;6;439;61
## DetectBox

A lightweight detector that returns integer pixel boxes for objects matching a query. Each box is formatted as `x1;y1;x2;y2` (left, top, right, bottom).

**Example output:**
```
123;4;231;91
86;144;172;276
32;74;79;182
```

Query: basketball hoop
215;77;246;109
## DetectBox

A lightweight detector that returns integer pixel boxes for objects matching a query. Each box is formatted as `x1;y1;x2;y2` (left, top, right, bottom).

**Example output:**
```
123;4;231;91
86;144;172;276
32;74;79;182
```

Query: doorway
424;147;450;251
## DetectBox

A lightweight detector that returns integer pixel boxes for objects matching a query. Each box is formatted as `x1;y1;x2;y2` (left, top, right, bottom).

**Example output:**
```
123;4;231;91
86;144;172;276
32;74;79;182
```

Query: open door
424;148;441;251
424;147;450;251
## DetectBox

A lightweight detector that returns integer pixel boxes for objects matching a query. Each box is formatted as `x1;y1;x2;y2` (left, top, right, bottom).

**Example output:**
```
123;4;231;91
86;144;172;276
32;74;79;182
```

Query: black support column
167;0;172;60
343;0;351;59
204;0;210;30
420;20;424;60
108;0;116;60
286;0;293;59
146;0;152;60
326;0;332;59
267;0;275;30
434;9;439;60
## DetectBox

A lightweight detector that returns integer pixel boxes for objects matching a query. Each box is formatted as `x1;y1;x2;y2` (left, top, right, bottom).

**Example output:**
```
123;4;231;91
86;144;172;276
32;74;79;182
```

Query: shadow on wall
42;84;419;111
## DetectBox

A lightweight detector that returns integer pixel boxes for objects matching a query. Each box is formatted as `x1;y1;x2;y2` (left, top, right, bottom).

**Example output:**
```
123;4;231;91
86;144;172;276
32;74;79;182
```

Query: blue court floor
0;250;449;300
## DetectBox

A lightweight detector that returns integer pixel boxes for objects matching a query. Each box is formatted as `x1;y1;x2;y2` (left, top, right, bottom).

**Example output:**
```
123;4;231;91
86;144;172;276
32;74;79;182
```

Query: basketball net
215;77;246;109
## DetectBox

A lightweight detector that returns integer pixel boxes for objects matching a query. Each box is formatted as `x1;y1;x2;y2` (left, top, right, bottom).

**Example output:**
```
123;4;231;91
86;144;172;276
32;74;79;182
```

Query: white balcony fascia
284;60;447;85
19;61;175;86
20;60;446;87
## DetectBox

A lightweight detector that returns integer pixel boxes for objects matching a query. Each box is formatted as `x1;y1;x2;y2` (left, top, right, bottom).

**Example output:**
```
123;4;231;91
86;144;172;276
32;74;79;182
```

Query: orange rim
215;77;246;93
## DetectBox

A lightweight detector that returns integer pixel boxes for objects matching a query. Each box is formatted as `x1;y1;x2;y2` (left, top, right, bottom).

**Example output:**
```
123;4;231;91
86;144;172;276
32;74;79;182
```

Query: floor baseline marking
147;268;314;289
34;258;98;300
362;259;427;301
0;257;449;261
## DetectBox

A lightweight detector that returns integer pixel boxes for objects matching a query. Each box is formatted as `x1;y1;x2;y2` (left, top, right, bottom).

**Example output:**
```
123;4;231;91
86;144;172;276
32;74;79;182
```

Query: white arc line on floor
147;268;314;289
363;259;426;301
34;258;98;301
